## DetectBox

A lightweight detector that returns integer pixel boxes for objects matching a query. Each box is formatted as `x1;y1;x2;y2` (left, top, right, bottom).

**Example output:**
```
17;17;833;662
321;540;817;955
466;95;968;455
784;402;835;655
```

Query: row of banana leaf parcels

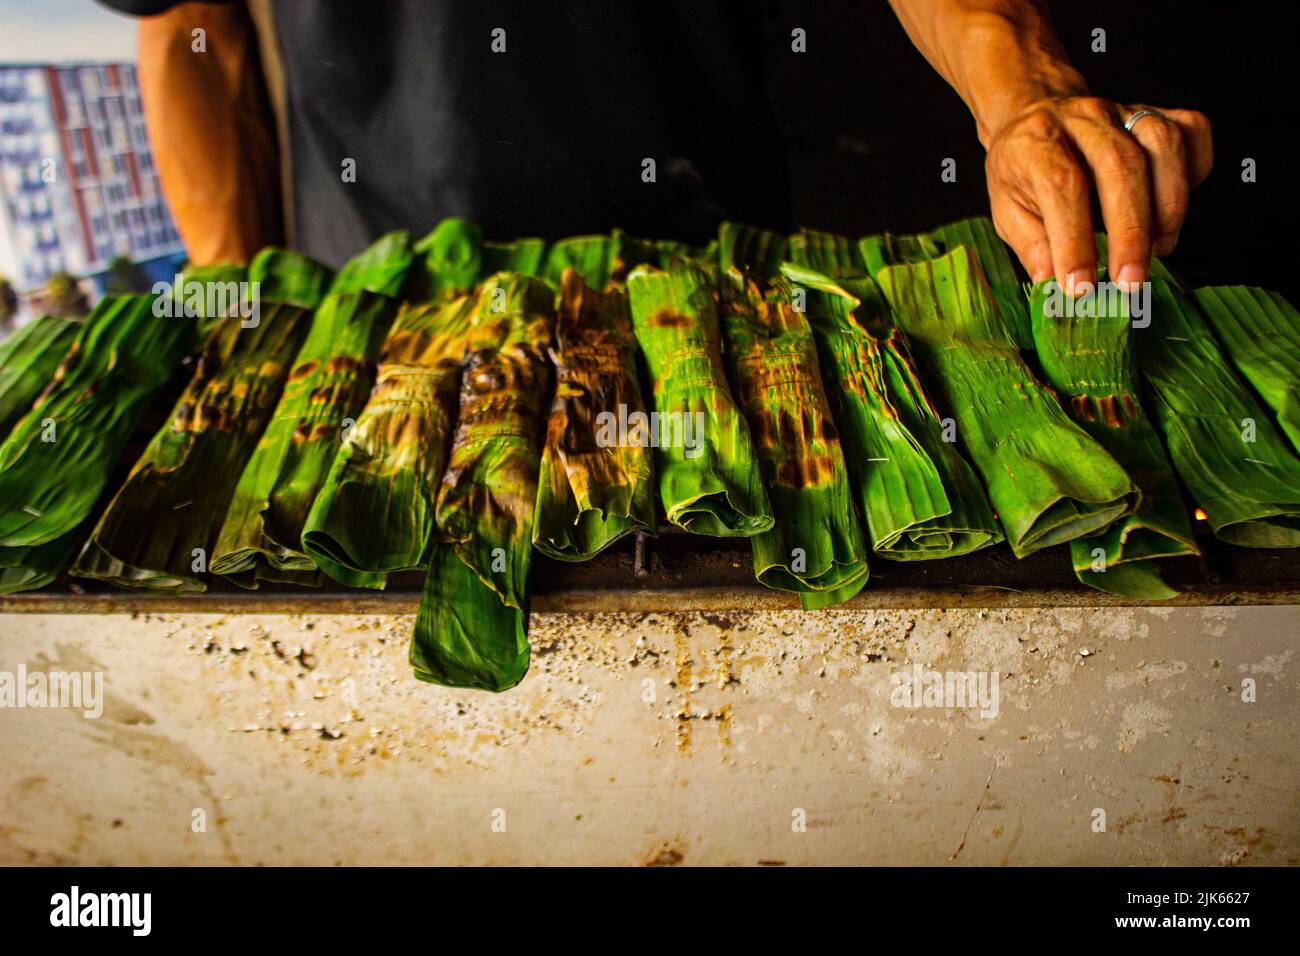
0;216;1297;691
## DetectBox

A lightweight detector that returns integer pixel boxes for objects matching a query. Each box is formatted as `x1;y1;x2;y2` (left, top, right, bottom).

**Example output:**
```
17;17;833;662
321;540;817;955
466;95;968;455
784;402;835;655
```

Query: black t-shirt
106;0;792;267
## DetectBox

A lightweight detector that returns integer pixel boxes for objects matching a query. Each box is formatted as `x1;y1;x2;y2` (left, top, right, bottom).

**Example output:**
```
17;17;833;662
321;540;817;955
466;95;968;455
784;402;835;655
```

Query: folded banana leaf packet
862;216;1032;350
784;263;1002;561
302;293;476;589
626;257;773;536
1142;278;1300;547
1028;274;1197;600
411;272;555;691
877;246;1136;558
74;249;332;592
720;268;869;608
211;232;415;587
1193;285;1300;455
718;220;788;278
533;269;655;561
0;294;195;578
0;314;78;439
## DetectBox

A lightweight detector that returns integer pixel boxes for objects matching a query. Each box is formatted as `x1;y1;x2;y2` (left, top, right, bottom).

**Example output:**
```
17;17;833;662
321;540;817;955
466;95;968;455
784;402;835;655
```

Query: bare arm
889;0;1212;292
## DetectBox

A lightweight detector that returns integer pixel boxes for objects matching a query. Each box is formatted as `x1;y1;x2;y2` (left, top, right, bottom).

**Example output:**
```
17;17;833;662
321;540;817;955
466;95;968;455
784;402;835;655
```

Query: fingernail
1065;272;1092;297
1116;264;1146;291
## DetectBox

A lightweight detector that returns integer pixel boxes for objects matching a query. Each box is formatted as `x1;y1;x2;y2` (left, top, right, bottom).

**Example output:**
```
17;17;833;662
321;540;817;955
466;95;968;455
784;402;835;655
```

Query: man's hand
888;0;1213;292
986;95;1212;292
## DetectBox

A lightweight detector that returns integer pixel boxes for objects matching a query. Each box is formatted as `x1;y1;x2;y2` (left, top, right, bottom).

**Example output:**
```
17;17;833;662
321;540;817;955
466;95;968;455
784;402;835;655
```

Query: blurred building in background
0;61;185;326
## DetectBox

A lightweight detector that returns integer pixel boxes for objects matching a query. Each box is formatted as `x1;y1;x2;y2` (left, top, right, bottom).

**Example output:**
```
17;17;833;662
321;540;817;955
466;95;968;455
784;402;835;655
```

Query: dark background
763;0;1299;297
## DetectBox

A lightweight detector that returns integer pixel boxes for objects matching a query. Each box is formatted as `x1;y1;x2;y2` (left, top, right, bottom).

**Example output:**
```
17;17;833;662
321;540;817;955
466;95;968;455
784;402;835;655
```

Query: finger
1024;143;1096;295
1124;106;1189;257
1155;107;1214;185
1063;112;1152;290
989;190;1054;283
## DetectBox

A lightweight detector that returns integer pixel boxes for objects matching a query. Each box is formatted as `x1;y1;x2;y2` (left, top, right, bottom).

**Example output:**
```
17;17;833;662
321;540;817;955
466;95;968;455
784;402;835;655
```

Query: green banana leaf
718;221;787;277
482;237;547;277
1193;285;1300;454
542;235;619;291
0;294;194;551
533;270;655;561
787;228;869;278
720;268;869;608
408;218;488;304
73;251;330;591
172;262;248;339
301;295;476;588
0;314;78;439
861;216;1032;350
1028;275;1197;599
876;247;1136;558
1142;278;1300;546
609;230;709;286
410;273;554;691
626;257;773;536
784;263;1002;561
210;232;413;587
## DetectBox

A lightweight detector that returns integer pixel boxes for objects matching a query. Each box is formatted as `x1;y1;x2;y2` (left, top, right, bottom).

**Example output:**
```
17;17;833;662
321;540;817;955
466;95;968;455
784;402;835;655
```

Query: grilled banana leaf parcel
302;295;476;588
627;258;773;536
0;315;77;439
862;216;1032;350
0;294;194;552
718;221;787;278
1142;278;1300;547
877;247;1136;558
533;270;655;560
1028;276;1197;599
787;228;868;278
720;269;869;608
1193;285;1300;454
410;273;554;691
73;250;330;591
408;218;488;304
784;264;1001;560
211;233;413;586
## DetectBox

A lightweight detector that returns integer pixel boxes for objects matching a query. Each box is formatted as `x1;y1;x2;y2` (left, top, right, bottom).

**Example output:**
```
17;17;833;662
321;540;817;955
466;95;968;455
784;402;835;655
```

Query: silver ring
1123;109;1164;134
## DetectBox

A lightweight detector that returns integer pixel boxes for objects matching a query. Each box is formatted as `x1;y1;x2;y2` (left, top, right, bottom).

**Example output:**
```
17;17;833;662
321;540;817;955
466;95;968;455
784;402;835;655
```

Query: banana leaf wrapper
609;231;708;287
173;262;248;339
718;221;787;278
1028;277;1196;600
211;233;414;586
302;295;476;588
785;263;1001;560
720;269;868;608
410;273;555;691
0;315;78;439
408;218;487;304
533;270;655;560
626;258;773;536
862;216;1032;350
0;294;195;550
542;235;620;291
73;281;323;591
877;247;1136;557
787;228;869;277
1141;278;1300;547
1193;285;1300;454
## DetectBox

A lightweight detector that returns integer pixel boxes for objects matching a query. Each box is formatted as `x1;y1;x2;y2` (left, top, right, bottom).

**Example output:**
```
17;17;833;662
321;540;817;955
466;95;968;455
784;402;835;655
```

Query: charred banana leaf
211;233;413;586
72;250;329;591
877;247;1136;558
302;295;476;588
410;273;554;691
720;269;869;608
533;270;655;560
785;263;1001;560
1142;278;1300;547
627;258;773;536
1193;285;1300;454
1028;276;1197;599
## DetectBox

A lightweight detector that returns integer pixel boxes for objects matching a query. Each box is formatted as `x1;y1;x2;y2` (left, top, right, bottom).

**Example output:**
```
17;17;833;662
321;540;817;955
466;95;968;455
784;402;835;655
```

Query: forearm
887;0;1086;146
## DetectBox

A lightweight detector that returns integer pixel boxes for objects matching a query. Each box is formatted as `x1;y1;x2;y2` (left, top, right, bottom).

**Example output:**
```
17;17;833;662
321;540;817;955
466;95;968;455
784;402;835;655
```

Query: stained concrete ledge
0;605;1296;865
